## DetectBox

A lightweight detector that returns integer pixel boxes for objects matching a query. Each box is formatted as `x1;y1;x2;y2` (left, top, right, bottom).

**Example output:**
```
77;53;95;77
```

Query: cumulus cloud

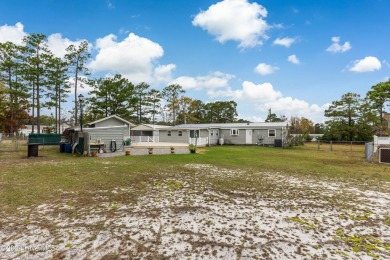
192;0;269;48
0;22;27;45
254;63;279;75
288;54;300;64
171;71;234;90
152;64;176;84
326;36;351;53
208;81;328;122
88;33;166;83
349;56;381;73
47;33;90;58
273;37;296;48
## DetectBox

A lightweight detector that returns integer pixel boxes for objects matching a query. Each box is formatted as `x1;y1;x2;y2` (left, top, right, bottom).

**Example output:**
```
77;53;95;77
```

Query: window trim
167;131;171;137
178;130;183;137
230;129;239;136
268;129;276;137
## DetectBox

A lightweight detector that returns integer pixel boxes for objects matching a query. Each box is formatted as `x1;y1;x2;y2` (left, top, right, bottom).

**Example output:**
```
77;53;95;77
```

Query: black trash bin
28;143;39;157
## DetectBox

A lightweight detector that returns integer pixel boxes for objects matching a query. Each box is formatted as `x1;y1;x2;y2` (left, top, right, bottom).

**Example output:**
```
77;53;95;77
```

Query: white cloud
254;63;279;75
349;56;381;73
192;0;269;48
208;81;328;122
171;71;234;90
273;37;296;48
288;54;300;64
152;64;176;84
326;36;351;53
88;33;165;83
47;33;90;58
107;0;115;9
0;22;27;45
67;76;94;97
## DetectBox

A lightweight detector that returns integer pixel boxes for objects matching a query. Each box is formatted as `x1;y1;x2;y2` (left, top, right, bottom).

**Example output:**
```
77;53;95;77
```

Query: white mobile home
159;122;288;147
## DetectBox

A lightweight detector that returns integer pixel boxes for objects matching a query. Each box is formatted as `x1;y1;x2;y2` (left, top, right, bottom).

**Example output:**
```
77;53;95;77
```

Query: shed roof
85;115;135;127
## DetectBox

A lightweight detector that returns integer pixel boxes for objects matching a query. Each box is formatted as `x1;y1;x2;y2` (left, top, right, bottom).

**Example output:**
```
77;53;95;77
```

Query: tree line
321;80;390;141
278;81;390;142
84;75;239;127
0;34;239;135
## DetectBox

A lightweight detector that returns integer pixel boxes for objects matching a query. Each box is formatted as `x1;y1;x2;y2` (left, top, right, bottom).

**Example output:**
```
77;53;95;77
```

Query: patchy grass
0;143;389;212
0;143;389;258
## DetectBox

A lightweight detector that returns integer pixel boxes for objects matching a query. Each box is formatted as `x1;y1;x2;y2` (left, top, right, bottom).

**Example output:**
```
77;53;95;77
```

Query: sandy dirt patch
1;164;389;259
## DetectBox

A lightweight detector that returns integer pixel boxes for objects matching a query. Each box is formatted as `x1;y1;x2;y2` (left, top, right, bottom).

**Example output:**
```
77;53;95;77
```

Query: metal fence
0;139;23;152
308;140;366;151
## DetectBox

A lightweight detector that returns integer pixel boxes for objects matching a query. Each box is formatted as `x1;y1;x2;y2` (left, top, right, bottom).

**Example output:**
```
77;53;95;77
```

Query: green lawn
0;143;388;213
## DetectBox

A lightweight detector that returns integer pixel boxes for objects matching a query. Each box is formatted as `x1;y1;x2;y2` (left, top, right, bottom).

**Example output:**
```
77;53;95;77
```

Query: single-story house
130;124;171;143
158;122;289;147
84;115;135;140
20;124;70;135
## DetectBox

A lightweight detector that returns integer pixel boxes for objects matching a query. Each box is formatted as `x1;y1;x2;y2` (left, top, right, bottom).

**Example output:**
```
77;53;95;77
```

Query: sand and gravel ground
1;163;389;259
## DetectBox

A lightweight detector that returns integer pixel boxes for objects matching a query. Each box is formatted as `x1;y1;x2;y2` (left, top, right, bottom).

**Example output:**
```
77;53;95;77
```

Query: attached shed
83;125;128;152
84;115;135;140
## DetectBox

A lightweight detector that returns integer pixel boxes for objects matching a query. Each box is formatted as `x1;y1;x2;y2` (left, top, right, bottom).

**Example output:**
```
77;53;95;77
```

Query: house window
268;129;276;137
178;130;183;136
190;130;200;138
167;131;171;137
230;129;239;136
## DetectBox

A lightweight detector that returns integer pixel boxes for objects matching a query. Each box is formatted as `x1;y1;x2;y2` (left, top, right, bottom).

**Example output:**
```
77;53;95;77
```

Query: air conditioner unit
379;148;390;164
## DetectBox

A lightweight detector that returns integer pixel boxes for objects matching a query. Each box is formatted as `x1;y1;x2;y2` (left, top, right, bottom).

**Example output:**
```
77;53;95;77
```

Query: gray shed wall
93;118;130;138
84;128;125;151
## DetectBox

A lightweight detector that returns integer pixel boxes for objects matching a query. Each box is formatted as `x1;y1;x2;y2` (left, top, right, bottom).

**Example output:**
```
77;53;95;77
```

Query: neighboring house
84;115;135;140
159;122;289;147
20;124;70;136
130;124;171;143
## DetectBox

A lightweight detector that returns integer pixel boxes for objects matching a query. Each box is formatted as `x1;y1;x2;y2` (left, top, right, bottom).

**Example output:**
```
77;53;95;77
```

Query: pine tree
23;34;52;134
0;41;30;135
45;56;70;133
65;41;91;126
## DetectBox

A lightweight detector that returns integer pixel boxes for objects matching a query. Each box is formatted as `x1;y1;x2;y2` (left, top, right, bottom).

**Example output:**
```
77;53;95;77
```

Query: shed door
245;130;252;144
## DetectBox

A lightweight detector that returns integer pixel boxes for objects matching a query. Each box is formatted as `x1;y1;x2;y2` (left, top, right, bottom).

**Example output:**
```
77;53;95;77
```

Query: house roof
85;115;136;127
131;124;171;131
164;122;288;130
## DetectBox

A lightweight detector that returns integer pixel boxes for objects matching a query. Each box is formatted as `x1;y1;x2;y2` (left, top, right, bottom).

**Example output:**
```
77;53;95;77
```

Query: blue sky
1;0;389;123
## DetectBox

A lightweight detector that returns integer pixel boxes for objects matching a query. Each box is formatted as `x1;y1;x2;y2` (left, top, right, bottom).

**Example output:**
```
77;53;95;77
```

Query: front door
245;129;252;144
